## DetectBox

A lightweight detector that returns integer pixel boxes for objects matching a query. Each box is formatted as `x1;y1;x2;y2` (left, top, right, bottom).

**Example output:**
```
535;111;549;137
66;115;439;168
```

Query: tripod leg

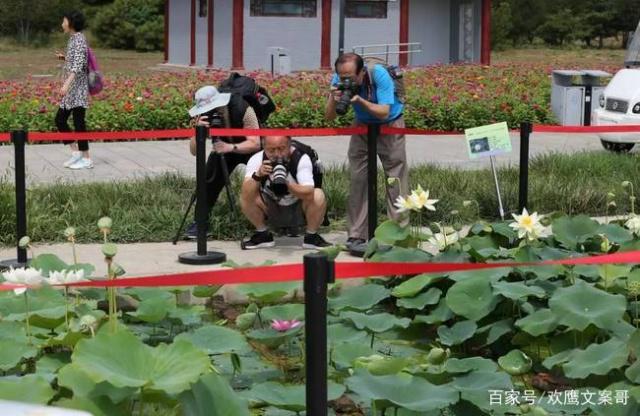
172;192;197;245
218;153;239;222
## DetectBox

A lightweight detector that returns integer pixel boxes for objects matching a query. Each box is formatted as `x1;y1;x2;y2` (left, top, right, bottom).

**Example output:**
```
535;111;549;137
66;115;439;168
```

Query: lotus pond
2;207;640;415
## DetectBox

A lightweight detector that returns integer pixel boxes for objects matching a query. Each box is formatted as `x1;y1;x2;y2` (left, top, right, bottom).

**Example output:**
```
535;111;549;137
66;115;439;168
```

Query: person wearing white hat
185;85;261;239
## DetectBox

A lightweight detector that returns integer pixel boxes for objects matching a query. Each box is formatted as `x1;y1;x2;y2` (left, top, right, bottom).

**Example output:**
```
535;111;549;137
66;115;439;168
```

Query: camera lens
270;163;289;196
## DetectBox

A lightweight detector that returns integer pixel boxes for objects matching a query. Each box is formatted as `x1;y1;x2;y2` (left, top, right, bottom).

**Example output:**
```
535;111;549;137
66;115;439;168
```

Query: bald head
263;135;292;161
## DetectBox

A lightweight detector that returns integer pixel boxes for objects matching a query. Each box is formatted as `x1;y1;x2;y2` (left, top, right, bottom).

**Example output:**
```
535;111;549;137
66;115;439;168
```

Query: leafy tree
491;1;514;51
91;0;163;51
0;0;81;44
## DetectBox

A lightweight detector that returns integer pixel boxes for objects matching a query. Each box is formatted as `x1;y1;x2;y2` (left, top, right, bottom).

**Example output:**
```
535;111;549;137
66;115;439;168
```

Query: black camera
202;109;225;128
269;158;289;197
335;77;359;116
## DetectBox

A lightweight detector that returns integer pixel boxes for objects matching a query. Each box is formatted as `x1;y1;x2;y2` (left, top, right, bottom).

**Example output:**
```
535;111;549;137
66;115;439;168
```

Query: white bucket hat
188;85;231;117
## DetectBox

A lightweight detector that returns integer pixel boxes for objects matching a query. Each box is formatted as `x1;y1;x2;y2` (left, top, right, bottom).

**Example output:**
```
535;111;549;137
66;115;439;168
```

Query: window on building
199;0;208;17
346;0;388;19
250;0;317;17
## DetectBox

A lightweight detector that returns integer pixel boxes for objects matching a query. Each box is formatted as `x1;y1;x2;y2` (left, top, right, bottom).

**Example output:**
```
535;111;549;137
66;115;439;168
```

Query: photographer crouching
240;135;331;250
186;85;261;238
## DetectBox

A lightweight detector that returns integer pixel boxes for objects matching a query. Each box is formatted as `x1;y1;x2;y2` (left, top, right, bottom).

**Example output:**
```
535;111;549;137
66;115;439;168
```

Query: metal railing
352;42;422;64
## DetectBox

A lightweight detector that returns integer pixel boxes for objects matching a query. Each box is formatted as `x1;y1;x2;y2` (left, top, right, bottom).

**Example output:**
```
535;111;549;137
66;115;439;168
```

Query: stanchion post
1;130;29;271
518;122;532;213
304;253;333;416
367;123;380;240
178;125;226;265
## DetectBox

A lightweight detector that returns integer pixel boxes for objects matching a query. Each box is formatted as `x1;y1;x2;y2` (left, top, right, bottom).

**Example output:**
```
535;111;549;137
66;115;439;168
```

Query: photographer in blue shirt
325;53;408;250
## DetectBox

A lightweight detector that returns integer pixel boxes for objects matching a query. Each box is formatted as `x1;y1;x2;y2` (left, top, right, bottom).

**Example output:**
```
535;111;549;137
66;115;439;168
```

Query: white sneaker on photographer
63;151;82;168
69;158;94;170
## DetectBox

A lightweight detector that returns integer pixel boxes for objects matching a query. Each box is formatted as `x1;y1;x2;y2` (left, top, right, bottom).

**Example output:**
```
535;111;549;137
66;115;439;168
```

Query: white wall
408;0;451;66
331;1;401;67
168;0;190;65
243;2;322;71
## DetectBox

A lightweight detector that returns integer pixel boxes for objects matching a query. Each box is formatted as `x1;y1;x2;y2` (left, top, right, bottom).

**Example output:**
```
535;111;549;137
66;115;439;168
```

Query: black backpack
289;140;323;189
218;73;276;126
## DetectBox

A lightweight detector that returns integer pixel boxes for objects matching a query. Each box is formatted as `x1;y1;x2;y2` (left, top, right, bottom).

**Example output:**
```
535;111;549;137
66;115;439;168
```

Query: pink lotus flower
271;319;302;332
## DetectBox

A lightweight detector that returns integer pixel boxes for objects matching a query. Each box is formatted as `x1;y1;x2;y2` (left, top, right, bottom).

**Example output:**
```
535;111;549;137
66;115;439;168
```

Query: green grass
1;151;639;245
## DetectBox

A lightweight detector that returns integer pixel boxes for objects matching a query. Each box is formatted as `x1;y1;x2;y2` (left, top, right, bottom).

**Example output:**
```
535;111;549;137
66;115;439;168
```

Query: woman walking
55;10;93;170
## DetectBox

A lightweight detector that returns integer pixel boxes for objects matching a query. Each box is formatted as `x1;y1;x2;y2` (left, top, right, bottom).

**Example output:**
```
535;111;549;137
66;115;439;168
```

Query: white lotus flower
394;195;418;213
409;185;438;212
626;215;640;236
48;269;86;286
509;208;549;241
1;267;45;295
428;232;459;251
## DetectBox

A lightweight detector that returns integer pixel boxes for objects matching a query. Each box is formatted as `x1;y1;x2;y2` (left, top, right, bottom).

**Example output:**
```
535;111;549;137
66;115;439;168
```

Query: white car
592;68;640;152
592;22;640;152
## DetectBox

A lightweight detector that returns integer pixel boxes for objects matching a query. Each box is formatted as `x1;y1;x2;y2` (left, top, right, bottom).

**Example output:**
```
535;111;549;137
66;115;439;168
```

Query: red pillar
232;0;244;70
207;0;214;67
321;0;332;69
164;0;169;63
481;0;491;65
399;0;409;67
190;0;196;66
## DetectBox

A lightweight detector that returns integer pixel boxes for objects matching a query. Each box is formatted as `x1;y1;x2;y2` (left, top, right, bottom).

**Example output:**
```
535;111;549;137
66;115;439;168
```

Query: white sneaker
63;151;82;168
69;158;94;170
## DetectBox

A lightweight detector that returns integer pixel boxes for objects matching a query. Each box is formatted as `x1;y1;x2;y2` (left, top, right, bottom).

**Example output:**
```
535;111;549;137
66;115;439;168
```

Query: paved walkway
0;132;608;185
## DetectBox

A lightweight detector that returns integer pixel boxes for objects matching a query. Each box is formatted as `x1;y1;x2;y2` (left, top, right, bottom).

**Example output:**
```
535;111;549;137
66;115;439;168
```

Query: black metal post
1;130;29;271
304;253;332;416
349;124;379;258
584;85;592;126
367;124;380;239
338;0;345;55
178;125;226;265
518;122;532;213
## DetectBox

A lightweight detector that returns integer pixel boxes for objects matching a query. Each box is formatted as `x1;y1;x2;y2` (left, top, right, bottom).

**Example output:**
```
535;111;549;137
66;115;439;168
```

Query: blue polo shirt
331;64;403;124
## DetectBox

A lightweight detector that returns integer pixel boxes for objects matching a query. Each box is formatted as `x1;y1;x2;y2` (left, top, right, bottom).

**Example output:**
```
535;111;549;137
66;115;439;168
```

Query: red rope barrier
2;250;639;292
534;124;640;133
5;124;640;143
24;127;368;142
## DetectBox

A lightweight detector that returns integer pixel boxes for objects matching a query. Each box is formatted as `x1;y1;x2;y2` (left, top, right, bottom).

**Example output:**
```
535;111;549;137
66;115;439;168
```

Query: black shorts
262;194;306;229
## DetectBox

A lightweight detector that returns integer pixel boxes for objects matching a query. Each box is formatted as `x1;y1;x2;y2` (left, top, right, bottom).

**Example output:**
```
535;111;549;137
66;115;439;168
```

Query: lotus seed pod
102;243;117;258
97;217;113;231
18;236;30;248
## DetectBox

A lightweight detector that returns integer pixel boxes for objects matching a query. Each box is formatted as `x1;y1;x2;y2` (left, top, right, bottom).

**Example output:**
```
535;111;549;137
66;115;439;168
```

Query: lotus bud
102;243;117;259
426;347;447;365
622;181;631;188
18;236;30;249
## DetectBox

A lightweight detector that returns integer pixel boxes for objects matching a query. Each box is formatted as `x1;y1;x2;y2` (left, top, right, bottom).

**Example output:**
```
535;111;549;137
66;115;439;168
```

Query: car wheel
601;140;635;153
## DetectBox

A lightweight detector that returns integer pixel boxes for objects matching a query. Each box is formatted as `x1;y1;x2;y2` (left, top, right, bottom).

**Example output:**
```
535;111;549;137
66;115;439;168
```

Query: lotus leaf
179;372;250;416
562;338;629;379
341;311;411;333
175;324;251;355
549;279;626;331
346;369;458;412
437;320;477;346
552;215;599;250
445;277;499;320
260;304;305;321
491;281;546;300
397;288;442;310
515;309;558;336
234;282;300;303
249;381;344;412
0;374;56;404
328;284;390;311
72;328;210;395
391;274;444;298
